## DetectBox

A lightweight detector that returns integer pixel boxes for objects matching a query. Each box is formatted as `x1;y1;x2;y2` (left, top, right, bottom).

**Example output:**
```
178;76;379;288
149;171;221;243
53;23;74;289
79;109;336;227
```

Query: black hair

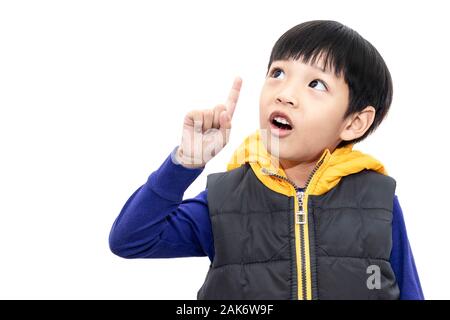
267;20;393;147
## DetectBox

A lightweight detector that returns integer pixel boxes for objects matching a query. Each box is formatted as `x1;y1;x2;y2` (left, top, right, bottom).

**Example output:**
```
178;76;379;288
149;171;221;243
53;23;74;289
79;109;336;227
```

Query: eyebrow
311;64;331;75
270;60;336;78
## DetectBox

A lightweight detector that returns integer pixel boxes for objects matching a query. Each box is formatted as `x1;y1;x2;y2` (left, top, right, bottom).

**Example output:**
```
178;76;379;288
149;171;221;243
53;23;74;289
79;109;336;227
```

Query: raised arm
109;77;242;260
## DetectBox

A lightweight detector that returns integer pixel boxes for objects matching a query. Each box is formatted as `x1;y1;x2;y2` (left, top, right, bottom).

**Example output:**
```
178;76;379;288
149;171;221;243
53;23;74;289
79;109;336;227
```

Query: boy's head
259;20;392;163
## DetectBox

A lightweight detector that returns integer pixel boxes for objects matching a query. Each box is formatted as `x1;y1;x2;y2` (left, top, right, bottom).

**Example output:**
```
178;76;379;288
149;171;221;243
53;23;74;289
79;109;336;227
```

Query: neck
281;158;318;189
280;147;335;188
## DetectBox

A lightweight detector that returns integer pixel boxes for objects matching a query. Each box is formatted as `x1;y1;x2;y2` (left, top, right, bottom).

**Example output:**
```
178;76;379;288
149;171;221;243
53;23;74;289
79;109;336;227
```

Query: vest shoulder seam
313;206;392;212
316;254;390;262
212;258;290;270
210;210;289;217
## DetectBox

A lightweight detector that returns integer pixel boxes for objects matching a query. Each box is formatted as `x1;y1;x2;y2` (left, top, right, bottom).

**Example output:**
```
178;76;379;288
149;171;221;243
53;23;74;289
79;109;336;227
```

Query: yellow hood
227;130;387;197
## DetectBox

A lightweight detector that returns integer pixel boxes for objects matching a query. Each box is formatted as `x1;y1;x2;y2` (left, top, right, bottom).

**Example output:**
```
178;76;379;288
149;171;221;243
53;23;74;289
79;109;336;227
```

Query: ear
339;106;376;142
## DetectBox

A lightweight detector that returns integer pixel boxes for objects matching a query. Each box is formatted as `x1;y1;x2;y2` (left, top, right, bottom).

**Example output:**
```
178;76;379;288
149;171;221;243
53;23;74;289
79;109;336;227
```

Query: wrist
174;146;205;169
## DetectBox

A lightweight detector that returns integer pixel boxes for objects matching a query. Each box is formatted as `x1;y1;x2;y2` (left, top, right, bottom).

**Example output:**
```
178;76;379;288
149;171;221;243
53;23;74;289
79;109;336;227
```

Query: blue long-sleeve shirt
109;148;424;300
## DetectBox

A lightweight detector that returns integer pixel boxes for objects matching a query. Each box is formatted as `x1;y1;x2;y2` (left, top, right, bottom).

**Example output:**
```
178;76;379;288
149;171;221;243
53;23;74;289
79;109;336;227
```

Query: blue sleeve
390;195;424;300
109;147;214;261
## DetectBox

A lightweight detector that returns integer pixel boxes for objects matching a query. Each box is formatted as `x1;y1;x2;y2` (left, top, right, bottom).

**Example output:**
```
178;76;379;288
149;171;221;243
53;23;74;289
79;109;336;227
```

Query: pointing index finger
225;76;242;119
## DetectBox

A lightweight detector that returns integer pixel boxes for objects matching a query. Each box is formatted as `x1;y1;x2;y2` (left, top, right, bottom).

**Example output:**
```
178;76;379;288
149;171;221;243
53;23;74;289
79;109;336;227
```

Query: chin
261;135;294;160
275;150;300;162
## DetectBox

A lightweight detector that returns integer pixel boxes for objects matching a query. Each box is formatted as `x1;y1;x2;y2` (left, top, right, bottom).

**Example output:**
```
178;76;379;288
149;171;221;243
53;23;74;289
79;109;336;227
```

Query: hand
176;77;243;169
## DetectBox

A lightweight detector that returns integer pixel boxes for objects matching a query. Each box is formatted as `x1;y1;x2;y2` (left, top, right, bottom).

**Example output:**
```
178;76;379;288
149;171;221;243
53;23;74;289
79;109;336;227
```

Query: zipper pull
296;191;307;225
296;210;306;224
296;210;307;225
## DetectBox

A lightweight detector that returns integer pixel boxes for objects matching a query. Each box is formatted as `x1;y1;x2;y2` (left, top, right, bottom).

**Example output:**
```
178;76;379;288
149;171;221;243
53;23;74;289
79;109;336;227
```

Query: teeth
273;116;290;125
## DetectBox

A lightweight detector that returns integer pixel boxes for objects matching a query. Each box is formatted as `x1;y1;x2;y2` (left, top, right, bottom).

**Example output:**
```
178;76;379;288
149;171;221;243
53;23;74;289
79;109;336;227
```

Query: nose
275;86;297;107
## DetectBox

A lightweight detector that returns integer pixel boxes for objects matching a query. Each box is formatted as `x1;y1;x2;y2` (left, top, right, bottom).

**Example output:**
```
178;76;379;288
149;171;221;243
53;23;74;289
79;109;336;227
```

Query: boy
109;20;423;300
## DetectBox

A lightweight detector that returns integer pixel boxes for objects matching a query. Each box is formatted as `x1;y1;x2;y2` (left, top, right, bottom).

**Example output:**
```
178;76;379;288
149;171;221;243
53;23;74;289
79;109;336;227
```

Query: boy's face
259;57;350;164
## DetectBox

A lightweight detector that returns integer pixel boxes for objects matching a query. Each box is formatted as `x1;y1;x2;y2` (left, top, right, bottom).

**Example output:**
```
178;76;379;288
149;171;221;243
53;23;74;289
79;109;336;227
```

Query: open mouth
269;112;293;130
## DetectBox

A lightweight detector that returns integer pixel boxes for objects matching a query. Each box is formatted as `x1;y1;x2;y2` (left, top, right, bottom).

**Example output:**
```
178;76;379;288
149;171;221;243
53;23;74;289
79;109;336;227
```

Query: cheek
298;110;343;140
259;92;270;126
259;112;266;128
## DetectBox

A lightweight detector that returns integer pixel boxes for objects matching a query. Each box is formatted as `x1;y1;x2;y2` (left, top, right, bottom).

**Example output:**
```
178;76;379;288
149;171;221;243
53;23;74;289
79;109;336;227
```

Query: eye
309;79;327;91
270;67;285;79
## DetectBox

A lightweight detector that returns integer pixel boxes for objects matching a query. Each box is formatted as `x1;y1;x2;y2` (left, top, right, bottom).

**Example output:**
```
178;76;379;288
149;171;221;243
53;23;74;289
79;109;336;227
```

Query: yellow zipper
295;187;315;299
294;190;309;299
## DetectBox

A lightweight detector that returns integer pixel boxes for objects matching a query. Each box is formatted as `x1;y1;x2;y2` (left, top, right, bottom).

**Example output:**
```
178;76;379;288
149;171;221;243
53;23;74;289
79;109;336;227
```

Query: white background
1;0;449;299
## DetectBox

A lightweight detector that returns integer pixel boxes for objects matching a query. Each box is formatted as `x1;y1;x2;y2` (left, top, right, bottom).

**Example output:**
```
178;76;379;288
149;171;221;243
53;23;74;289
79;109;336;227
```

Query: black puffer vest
197;163;400;300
